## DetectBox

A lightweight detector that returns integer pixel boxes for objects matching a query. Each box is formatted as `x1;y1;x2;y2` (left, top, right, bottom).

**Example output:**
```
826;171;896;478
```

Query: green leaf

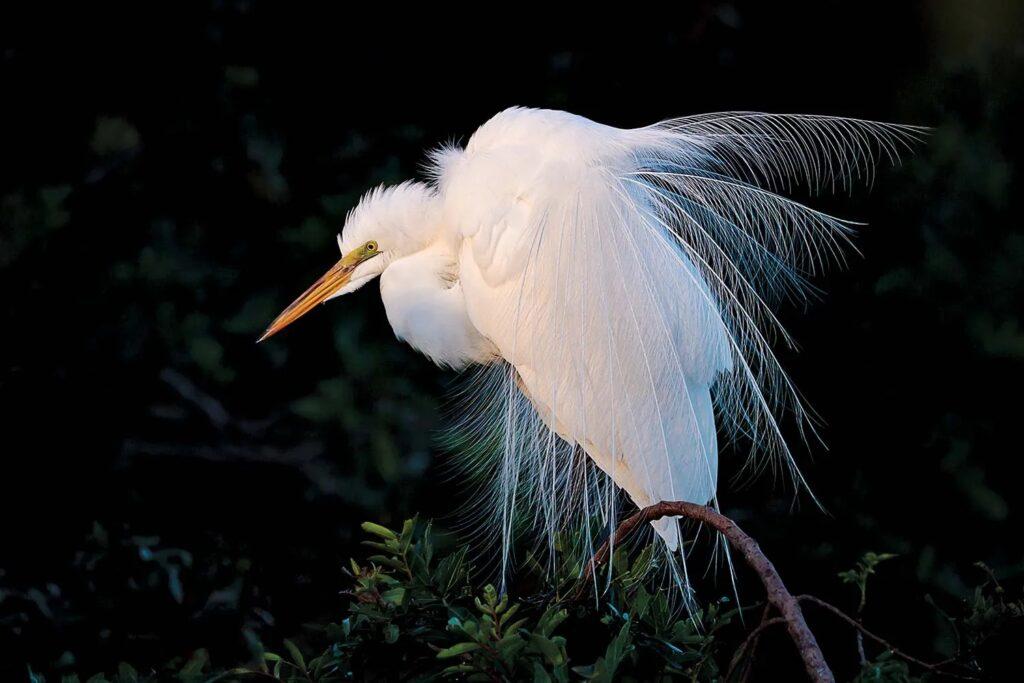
532;661;554;683
504;617;529;635
399;518;415;552
381;586;407;606
436;642;482;659
420;519;434;568
178;649;209;678
572;622;632;682
283;639;306;670
612;546;629;576
496;633;527;664
477;615;495;640
362;540;401;555
116;662;137;683
623;545;656;586
603;622;633;673
529;634;566;667
441;664;476;674
434;546;469;595
840;551;900;612
461;619;480;639
537;607;568;637
499;603;520;627
628;586;651;620
361;522;398;540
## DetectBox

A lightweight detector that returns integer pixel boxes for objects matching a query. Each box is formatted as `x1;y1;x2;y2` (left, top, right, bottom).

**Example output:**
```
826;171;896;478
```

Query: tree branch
796;595;978;680
577;500;834;683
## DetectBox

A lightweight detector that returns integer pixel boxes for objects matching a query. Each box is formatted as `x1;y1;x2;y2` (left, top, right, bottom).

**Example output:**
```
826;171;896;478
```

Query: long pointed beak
259;251;363;342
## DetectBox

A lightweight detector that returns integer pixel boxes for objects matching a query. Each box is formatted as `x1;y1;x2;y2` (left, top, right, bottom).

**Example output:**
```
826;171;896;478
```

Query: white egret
260;108;921;580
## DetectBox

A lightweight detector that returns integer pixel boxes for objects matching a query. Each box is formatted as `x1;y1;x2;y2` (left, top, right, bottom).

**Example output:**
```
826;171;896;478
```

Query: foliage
218;518;745;682
24;522;1022;682
839;552;898;613
923;562;1024;677
851;651;919;683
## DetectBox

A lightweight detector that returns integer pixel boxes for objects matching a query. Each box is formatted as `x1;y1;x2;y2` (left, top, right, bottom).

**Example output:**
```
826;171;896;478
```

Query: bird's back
438;108;733;551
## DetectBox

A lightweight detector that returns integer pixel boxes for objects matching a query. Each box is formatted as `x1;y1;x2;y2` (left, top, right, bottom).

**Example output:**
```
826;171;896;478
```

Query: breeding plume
261;108;920;578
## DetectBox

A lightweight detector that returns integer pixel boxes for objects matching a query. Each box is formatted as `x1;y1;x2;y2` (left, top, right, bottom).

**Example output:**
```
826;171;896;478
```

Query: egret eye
366;241;378;253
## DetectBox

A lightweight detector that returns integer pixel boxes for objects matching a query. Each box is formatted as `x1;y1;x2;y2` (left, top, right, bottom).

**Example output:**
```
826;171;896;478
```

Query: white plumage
262;107;922;579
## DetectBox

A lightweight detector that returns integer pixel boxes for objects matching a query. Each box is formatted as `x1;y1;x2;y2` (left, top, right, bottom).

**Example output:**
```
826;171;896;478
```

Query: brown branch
576;501;835;683
797;595;978;681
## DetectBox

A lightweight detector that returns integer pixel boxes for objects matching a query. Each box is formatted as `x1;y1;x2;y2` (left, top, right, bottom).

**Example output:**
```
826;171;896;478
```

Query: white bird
260;108;921;578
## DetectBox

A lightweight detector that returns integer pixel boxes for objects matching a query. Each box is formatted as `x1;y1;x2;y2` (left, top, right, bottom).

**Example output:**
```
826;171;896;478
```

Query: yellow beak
258;249;376;342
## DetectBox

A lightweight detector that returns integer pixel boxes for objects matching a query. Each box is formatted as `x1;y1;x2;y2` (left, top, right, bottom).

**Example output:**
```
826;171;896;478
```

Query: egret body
261;108;920;568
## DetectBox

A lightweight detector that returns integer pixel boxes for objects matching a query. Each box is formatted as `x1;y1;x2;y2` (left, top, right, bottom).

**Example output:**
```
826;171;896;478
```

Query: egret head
259;181;438;341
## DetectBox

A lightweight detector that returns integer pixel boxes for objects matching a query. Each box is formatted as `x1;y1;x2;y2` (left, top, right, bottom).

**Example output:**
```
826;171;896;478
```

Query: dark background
2;1;1022;679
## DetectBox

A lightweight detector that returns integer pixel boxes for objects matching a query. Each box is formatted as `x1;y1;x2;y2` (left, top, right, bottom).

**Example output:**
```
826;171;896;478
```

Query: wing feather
435;107;923;581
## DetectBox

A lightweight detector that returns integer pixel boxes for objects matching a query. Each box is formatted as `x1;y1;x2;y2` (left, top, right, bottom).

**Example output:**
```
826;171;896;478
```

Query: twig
856;627;868;667
726;609;784;682
576;501;834;683
160;367;230;429
736;604;773;683
797;595;977;680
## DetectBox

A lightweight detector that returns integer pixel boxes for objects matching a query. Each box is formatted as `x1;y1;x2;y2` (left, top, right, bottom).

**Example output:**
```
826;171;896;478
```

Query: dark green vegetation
21;520;1024;681
2;2;1023;680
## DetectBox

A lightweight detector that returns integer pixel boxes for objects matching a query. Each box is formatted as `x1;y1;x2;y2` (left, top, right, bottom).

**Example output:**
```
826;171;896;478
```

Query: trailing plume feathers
427;109;924;590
